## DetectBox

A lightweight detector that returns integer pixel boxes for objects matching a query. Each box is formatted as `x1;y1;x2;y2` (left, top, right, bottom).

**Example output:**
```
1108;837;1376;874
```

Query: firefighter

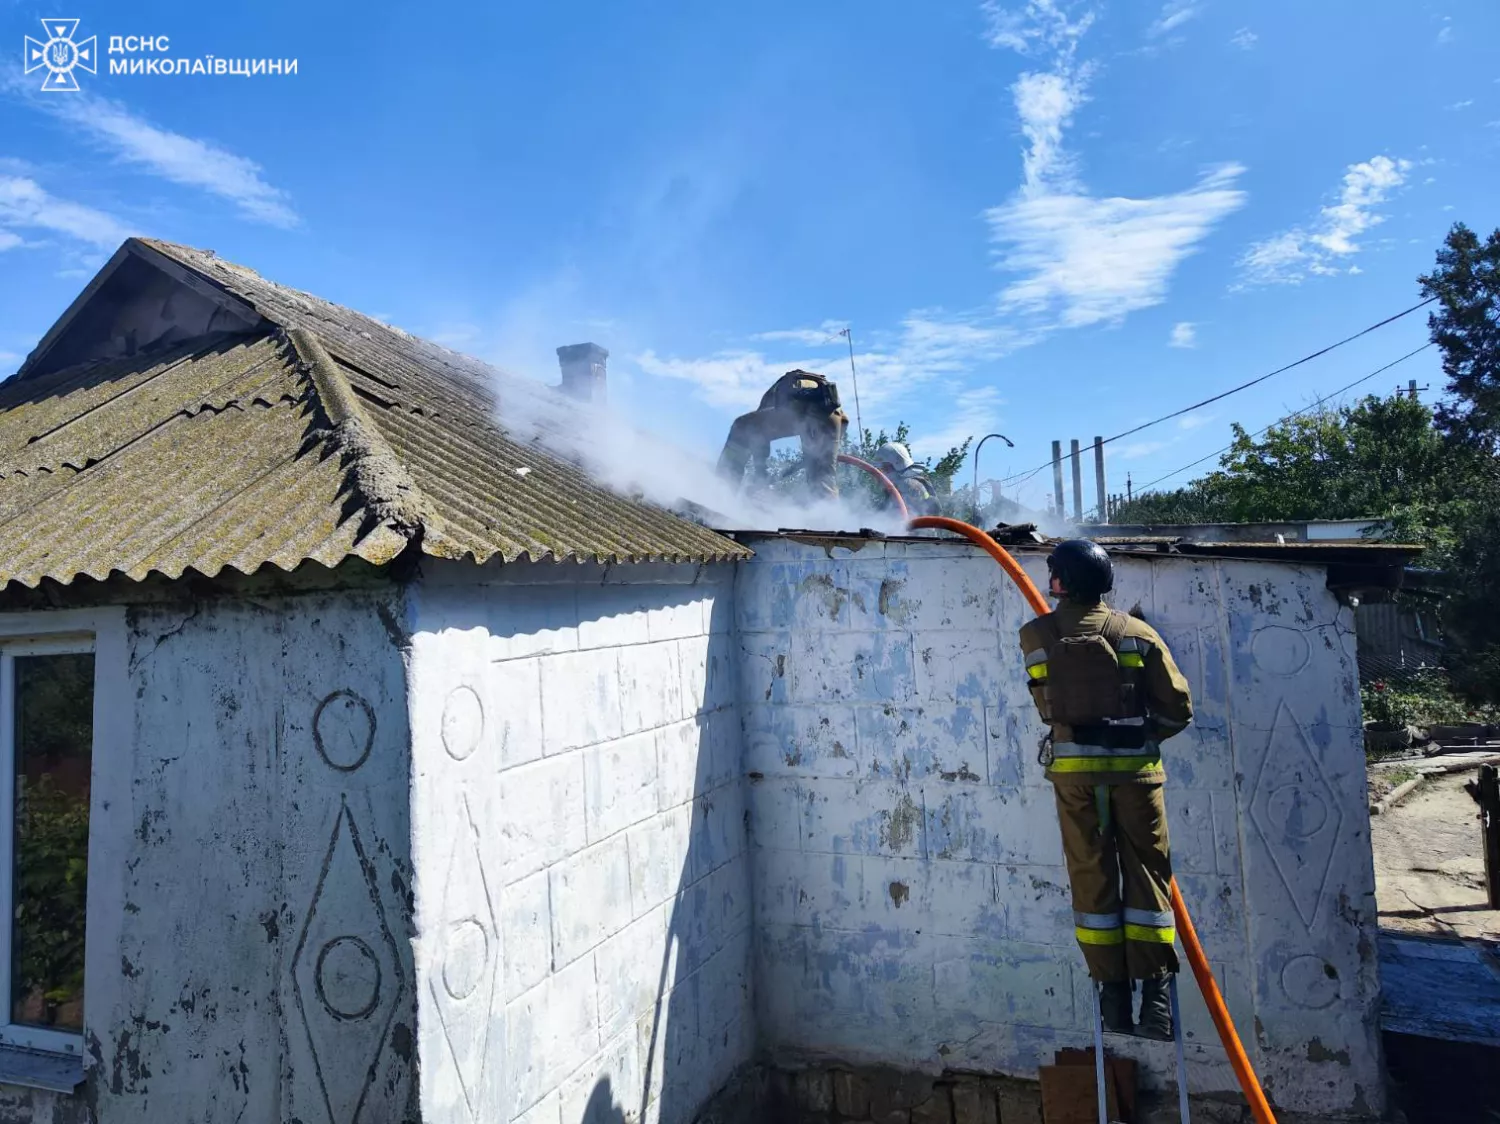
1018;539;1194;1039
871;441;940;515
716;370;848;500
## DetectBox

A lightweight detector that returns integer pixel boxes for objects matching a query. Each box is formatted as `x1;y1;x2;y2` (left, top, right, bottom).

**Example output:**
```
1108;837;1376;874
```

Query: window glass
11;652;93;1032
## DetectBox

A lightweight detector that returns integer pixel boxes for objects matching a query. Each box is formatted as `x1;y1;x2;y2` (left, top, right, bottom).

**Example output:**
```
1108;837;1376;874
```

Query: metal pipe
1070;438;1083;523
1052;440;1065;516
1093;436;1107;524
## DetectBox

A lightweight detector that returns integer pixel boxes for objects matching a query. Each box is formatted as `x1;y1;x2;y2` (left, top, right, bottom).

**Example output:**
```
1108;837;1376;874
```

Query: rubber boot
1137;976;1173;1041
1099;981;1134;1034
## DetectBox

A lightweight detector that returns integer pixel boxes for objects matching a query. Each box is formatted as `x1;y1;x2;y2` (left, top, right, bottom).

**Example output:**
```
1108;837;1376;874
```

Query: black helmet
1047;539;1113;601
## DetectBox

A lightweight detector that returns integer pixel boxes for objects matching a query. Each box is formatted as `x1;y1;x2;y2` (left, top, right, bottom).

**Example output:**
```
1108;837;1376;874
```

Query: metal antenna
839;328;864;447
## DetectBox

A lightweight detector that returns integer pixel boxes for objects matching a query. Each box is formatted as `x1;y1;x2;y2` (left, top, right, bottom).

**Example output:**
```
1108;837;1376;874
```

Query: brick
911;1085;953;1124
484;585;580;662
490;656;545;770
913;630;1004;703
743;703;860;779
584;731;659;842
510;1090;560;1124
790;629;916;704
540;648;623;754
920;784;1063;866
504;958;600;1114
578;585;652;650
951;1083;997;1124
858;704;985;784
801;778;925;857
834;1070;872;1117
738;632;793;706
499;754;586;883
649;591;709;642
691;778;746;879
550;832;634;964
626;804;693;917
502;868;552;1002
594;907;667;1041
794;1069;834;1112
619;640;684;733
994;1079;1042;1124
658;717;708;811
745;779;802;850
559;1027;641;1124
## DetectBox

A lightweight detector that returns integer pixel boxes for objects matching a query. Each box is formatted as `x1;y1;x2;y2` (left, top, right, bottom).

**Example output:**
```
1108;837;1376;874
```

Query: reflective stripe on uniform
1052;741;1161;758
1049;755;1161;773
1125;923;1177;944
1119;651;1145;668
1076;926;1124;946
1075;910;1121;930
1025;649;1048;680
1124;907;1174;928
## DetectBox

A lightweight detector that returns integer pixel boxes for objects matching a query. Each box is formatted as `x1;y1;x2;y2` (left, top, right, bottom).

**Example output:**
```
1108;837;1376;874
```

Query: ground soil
1371;771;1499;941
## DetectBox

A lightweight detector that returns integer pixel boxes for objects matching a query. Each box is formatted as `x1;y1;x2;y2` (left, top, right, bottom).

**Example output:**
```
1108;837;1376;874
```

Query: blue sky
1;0;1496;513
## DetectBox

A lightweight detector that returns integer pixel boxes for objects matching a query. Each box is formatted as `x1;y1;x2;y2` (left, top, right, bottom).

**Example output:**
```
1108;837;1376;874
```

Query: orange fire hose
908;515;1278;1124
837;454;909;520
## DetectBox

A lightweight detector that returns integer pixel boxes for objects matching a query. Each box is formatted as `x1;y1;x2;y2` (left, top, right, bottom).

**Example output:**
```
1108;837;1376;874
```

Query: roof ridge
285;326;446;551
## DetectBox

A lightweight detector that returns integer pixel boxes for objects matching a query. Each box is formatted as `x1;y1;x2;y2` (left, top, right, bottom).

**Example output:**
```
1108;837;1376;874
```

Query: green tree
1419;222;1500;700
1420;223;1500;451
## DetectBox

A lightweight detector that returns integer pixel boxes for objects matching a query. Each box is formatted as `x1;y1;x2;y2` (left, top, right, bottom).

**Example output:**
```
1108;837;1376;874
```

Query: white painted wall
406;560;752;1124
738;535;1383;1118
0;591;418;1124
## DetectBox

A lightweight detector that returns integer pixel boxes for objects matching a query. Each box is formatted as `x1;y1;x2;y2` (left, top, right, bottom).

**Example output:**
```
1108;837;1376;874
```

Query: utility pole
1126;473;1133;503
1397;378;1430;401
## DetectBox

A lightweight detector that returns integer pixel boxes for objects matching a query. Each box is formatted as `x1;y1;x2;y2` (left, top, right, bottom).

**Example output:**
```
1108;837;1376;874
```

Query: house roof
0;239;747;589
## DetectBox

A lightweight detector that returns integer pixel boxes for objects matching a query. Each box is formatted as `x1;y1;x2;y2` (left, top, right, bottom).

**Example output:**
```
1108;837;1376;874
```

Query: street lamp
972;433;1014;520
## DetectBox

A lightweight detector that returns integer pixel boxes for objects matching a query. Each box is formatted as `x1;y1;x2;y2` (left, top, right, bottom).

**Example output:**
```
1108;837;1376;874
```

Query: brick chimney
556;343;608;404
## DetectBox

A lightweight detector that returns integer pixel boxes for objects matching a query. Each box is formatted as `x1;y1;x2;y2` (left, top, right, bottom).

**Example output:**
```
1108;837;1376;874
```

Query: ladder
1092;978;1191;1124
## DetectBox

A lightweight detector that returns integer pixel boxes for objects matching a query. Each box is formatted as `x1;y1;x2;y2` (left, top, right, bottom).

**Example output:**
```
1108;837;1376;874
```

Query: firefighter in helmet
871;441;940;515
1018;539;1194;1039
716;370;847;501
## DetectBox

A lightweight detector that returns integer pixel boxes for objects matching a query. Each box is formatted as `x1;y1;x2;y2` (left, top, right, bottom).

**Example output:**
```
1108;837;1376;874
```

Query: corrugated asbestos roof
0;239;746;589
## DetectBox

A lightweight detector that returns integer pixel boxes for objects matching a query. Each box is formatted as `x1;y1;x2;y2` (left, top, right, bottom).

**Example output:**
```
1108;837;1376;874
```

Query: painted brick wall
737;535;1382;1118
407;561;752;1124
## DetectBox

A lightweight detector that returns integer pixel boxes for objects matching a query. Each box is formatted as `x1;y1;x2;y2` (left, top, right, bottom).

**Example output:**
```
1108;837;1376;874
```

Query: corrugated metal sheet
0;241;746;589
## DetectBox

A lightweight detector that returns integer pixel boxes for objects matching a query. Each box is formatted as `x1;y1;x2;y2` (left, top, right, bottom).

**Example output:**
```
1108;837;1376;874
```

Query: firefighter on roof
1018;539;1194;1039
871;441;940;516
716;370;847;501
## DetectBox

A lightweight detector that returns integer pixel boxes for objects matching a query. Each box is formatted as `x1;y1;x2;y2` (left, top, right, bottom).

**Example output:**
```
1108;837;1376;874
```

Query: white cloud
0;175;134;247
983;1;1246;329
752;321;847;346
1238;154;1411;286
636;311;1025;422
0;351;19;363
988;165;1246;327
1437;18;1454;45
1230;27;1258;49
1177;411;1216;430
0;230;22;252
1115;439;1170;459
1448;99;1474;110
34;96;296;227
982;0;1095;57
1148;1;1201;39
1169;321;1196;348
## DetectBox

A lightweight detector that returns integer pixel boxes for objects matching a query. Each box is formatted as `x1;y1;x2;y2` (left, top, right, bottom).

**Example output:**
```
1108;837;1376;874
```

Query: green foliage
1362;672;1499;729
13;774;88;1023
1421;223;1500;452
766;419;973;509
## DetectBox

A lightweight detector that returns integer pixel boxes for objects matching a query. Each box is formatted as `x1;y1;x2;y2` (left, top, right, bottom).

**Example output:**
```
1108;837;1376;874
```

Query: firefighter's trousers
1053;782;1179;982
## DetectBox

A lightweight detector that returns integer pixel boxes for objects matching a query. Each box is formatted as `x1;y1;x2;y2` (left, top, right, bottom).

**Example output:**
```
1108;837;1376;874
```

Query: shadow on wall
584;1077;630;1124
630;589;748;1124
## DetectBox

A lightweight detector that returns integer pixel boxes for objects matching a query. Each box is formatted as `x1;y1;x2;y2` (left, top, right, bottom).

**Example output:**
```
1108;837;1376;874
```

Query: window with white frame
0;637;94;1054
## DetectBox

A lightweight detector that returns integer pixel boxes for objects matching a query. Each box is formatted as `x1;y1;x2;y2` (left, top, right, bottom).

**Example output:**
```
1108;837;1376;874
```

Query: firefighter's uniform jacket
1018;600;1194;982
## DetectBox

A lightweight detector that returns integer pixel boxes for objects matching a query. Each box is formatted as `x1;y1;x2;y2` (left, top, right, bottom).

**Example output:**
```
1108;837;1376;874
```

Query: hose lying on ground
907;514;1279;1124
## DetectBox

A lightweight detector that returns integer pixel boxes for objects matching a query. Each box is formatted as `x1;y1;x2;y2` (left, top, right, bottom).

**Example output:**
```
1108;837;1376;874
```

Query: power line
1125;341;1435;496
998;297;1437;485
